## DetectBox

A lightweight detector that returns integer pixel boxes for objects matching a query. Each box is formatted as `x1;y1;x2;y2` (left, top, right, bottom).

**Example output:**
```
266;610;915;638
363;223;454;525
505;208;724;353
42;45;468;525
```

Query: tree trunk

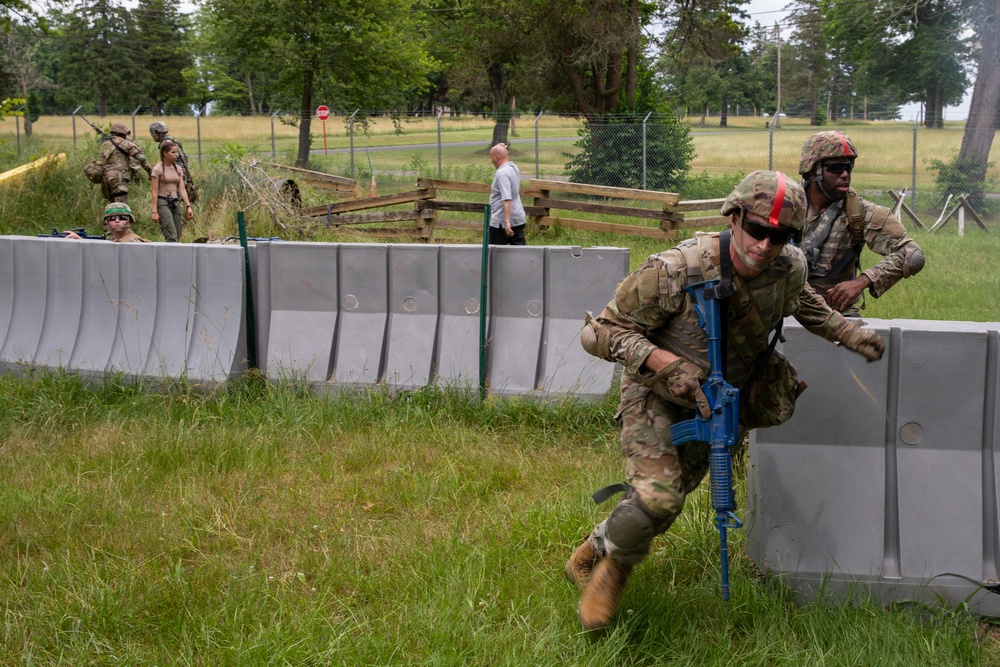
719;92;728;128
24;119;32;137
492;115;510;146
959;0;1000;166
625;0;639;109
925;82;940;128
247;74;256;116
296;69;314;167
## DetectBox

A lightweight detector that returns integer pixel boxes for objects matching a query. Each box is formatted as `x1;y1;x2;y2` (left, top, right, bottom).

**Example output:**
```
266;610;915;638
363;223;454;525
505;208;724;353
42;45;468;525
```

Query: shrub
565;112;694;191
929;154;995;211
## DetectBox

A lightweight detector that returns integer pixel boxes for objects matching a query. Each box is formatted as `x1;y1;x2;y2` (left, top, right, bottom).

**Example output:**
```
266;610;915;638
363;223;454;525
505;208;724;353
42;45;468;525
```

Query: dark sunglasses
105;215;130;222
823;161;854;175
740;216;794;245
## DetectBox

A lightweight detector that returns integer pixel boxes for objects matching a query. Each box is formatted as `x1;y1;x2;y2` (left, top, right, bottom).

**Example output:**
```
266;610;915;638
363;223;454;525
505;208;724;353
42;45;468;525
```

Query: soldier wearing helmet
95;122;152;205
63;202;149;242
798;130;924;315
569;169;886;633
149;120;195;202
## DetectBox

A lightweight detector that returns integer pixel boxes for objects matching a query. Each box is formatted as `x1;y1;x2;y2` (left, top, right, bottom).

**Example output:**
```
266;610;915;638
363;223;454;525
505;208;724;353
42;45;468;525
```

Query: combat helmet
721;169;806;240
103;201;135;223
109;122;130;137
149;121;168;135
798;131;858;177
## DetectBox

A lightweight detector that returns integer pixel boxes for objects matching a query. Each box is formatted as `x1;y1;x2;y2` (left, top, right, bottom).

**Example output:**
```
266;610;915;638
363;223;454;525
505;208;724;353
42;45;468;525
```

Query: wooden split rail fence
299;177;729;240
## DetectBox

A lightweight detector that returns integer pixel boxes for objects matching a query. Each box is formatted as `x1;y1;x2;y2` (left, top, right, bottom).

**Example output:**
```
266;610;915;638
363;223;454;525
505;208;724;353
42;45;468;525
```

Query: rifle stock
668;278;742;600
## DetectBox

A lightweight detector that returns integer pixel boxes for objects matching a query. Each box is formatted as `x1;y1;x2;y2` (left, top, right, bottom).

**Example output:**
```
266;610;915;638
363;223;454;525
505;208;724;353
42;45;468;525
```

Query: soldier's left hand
836;320;885;362
826;276;870;312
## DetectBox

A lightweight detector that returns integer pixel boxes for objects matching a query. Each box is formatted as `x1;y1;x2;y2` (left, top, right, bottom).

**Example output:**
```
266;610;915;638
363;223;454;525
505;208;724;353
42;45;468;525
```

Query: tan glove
642;359;711;418
836;320;885;362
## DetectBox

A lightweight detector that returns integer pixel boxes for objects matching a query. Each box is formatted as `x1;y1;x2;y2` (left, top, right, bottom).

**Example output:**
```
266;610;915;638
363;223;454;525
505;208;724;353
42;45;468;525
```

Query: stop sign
315;105;331;121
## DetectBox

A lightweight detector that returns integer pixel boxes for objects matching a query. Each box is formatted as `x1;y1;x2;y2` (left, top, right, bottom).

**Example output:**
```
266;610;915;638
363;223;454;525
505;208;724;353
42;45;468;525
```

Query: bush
565;112;694;191
930;154;995;211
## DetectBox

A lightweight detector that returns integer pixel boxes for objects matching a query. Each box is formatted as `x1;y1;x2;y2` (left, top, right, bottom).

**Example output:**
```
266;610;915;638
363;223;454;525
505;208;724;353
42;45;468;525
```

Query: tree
133;0;192;113
55;0;145;116
659;0;748;126
953;0;1000;204
0;20;49;136
824;0;970;128
432;0;544;146
785;0;827;125
205;0;435;166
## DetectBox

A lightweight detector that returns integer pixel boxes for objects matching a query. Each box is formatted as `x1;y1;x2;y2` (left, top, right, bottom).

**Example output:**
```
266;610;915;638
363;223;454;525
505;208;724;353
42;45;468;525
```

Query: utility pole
775;23;782;129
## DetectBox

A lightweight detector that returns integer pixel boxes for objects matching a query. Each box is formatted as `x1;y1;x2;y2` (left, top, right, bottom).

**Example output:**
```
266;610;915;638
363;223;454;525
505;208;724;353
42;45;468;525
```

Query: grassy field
1;367;997;665
1;150;1000;663
3;115;997;203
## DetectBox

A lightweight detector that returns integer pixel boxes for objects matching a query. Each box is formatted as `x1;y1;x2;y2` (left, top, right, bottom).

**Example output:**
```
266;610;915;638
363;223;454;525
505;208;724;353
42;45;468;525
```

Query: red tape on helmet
836;132;852;156
768;171;786;226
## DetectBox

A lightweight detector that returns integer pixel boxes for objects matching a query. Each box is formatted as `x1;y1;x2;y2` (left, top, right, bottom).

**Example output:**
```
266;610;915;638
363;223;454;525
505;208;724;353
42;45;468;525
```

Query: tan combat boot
578;557;633;632
565;539;598;590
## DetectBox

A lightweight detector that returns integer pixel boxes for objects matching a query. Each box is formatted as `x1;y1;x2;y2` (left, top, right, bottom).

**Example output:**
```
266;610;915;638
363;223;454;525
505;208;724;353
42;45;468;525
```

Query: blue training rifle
668;278;742;601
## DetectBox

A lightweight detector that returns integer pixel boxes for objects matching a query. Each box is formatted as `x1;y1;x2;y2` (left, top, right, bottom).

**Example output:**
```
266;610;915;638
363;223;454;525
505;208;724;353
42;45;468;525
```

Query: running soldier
569;170;886;632
798;131;925;315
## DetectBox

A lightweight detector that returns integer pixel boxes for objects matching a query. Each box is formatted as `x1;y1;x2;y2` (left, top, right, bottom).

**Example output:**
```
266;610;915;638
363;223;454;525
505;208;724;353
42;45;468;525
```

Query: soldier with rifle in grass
571;170;886;633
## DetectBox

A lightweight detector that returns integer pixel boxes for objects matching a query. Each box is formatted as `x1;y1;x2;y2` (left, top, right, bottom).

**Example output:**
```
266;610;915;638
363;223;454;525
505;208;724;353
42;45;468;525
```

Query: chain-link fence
4;109;997;211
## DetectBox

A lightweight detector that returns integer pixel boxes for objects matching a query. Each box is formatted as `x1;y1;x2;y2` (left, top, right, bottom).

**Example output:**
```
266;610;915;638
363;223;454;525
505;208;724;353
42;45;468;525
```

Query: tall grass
0;373;994;665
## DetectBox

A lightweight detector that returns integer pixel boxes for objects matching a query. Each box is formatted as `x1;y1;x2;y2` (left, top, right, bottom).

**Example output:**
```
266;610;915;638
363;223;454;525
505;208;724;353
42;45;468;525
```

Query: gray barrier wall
748;318;1000;617
0;237;247;383
253;242;629;398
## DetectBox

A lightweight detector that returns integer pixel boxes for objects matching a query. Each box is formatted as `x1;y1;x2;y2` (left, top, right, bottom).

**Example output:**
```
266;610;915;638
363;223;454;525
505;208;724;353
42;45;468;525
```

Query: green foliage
679;169;744;200
930;154;996;210
53;0;146;115
566;112;694;190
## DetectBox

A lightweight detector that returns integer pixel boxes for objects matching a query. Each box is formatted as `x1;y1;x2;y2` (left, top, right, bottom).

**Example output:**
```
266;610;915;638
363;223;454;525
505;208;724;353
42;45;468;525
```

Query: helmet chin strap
732;217;770;271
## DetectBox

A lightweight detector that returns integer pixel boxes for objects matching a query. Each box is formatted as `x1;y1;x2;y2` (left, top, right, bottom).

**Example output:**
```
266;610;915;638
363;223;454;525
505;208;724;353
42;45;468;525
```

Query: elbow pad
581;311;615;362
902;244;925;278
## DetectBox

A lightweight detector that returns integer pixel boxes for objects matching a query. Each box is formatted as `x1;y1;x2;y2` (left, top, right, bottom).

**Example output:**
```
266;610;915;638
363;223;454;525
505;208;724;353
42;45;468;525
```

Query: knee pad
903;245;925;278
602;503;660;565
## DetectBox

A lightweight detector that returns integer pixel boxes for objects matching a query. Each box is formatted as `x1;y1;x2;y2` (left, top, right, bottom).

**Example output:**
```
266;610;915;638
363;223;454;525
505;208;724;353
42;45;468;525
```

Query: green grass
0;374;994;665
2;149;1000;662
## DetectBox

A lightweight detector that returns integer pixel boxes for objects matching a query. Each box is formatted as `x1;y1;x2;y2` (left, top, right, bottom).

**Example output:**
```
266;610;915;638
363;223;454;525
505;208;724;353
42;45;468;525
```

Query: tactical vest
645;233;793;389
805;187;865;294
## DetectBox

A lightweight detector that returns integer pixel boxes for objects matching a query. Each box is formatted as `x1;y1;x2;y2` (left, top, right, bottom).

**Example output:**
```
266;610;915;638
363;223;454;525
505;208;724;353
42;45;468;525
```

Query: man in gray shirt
489;143;526;245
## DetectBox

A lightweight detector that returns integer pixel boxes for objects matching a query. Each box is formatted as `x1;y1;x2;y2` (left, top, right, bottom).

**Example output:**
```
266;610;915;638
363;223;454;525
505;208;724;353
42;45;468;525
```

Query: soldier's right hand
662;360;711;418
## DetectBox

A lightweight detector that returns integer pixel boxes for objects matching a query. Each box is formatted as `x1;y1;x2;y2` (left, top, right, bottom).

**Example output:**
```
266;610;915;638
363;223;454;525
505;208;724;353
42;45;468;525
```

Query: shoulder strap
844;188;865;247
109;137;132;161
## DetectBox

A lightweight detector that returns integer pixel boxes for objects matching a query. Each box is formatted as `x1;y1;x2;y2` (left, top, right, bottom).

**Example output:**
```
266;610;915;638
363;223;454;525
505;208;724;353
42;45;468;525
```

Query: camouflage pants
589;374;746;565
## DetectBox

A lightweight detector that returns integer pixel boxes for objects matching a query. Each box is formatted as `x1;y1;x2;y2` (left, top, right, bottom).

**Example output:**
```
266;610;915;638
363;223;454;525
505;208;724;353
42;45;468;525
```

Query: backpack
83;158;105;184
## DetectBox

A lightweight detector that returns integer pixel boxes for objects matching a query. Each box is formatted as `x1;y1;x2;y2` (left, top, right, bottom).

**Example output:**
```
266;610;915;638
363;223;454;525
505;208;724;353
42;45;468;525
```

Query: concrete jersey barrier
0;237;247;383
748;318;1000;618
252;242;629;398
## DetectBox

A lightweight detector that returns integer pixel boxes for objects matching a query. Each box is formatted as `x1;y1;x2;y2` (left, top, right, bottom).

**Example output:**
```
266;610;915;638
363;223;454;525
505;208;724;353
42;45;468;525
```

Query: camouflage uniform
99;124;152;204
583;171;852;567
798;131;924;316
